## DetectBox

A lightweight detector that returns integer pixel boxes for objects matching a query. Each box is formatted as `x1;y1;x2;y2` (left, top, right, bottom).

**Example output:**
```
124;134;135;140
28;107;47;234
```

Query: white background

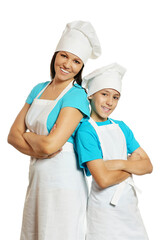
1;0;160;239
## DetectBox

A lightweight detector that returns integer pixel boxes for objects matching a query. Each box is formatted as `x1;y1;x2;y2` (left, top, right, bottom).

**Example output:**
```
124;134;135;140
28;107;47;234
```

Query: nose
63;59;72;69
106;96;113;106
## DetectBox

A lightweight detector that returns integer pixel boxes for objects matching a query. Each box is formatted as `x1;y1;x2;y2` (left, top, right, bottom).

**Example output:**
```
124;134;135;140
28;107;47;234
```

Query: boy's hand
127;152;141;161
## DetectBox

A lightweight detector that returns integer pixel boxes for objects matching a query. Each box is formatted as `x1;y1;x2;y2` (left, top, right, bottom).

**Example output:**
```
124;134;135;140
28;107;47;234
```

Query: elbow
147;163;153;174
7;134;11;144
96;177;110;189
39;138;56;156
145;157;153;174
38;139;50;155
7;132;15;146
98;182;108;189
41;145;52;156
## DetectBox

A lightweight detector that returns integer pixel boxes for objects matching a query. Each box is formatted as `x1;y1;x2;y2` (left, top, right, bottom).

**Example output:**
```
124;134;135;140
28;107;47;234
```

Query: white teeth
60;68;69;74
102;106;110;112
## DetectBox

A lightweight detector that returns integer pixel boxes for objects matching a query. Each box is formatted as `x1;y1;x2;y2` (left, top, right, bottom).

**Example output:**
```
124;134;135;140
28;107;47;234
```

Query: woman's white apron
20;82;88;240
86;118;149;240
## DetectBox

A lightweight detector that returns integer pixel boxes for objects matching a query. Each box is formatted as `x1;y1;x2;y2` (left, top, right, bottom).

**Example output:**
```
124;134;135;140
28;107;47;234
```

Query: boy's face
89;88;120;122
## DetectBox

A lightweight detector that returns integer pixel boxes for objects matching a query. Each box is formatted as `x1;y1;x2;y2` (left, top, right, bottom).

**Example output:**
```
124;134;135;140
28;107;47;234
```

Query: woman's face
89;88;120;122
54;51;83;82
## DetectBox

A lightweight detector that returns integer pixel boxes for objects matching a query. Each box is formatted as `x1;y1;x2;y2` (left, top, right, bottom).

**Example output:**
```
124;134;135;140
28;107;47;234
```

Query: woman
75;63;153;239
8;21;101;240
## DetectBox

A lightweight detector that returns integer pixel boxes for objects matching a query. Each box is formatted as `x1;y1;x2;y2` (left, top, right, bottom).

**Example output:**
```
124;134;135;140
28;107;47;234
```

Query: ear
88;95;93;100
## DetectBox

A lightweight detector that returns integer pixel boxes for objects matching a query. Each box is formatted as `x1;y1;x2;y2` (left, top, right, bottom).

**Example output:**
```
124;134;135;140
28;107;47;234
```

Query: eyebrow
73;56;82;62
62;51;82;62
102;90;120;96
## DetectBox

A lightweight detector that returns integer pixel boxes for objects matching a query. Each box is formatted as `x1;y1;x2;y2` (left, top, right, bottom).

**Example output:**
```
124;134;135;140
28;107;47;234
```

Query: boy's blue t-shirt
75;118;140;176
26;81;90;144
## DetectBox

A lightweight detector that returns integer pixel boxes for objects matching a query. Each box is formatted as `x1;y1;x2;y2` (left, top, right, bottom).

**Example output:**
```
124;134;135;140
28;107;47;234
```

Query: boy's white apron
20;82;88;240
87;118;149;240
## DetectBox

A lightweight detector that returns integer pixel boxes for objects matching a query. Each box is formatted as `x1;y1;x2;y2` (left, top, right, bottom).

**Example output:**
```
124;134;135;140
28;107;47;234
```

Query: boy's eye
74;60;81;64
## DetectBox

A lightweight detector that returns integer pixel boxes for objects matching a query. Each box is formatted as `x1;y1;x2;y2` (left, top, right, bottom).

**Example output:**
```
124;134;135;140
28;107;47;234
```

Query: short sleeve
26;81;50;104
119;121;140;154
61;85;90;120
75;122;103;176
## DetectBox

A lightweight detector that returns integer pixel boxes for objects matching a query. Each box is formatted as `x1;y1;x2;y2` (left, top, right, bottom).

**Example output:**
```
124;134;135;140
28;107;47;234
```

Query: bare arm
23;107;83;155
87;159;131;189
7;103;47;158
104;147;153;175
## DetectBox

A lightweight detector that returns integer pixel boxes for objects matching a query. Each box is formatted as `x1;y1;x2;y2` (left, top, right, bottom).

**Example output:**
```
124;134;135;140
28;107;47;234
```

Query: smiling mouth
60;68;70;74
101;106;111;113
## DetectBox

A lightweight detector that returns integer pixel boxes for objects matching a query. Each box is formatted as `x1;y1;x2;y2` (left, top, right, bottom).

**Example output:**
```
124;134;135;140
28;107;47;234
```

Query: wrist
121;160;128;171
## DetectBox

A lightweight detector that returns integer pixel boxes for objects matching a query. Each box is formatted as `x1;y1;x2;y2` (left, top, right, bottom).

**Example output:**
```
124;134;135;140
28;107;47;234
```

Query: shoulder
63;84;88;103
76;120;98;140
77;120;93;132
111;118;140;153
110;118;130;131
31;81;50;94
110;118;134;138
67;84;87;97
62;84;90;119
26;81;50;104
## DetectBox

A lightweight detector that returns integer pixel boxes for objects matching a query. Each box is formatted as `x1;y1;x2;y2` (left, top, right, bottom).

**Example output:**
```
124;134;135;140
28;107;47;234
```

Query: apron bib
20;81;88;240
86;118;149;240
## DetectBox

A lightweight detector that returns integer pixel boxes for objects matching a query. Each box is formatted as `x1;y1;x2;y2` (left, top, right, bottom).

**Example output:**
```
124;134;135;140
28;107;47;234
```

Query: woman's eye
114;96;119;100
61;54;67;58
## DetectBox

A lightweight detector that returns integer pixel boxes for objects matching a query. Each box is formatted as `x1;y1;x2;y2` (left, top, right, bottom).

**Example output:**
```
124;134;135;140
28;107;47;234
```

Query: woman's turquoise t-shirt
26;81;90;144
75;118;140;176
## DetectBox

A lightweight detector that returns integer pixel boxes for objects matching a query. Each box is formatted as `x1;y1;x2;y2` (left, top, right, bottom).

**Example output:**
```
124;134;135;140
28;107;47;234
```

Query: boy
75;63;152;240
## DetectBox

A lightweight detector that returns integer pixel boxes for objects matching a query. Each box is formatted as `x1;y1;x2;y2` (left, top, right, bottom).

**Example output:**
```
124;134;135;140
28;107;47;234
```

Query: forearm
8;130;43;158
87;159;131;189
105;158;153;175
102;169;131;188
123;159;152;175
23;132;52;156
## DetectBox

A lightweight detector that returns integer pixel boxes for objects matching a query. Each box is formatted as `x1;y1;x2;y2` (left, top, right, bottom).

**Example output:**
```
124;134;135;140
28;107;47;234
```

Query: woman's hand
23;123;62;159
43;124;62;159
7;103;41;157
24;107;83;156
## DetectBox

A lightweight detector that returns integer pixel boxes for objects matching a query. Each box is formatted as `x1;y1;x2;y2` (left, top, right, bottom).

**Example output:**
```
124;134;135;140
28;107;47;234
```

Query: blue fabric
75;118;140;176
26;81;90;143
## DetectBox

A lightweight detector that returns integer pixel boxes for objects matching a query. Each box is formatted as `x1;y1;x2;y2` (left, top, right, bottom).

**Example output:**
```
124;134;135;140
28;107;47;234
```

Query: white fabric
83;63;126;96
55;20;101;64
86;117;149;240
20;82;88;240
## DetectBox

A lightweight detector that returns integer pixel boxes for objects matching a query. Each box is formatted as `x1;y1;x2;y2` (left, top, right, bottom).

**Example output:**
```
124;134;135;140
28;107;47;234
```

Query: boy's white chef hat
55;20;101;64
83;63;126;96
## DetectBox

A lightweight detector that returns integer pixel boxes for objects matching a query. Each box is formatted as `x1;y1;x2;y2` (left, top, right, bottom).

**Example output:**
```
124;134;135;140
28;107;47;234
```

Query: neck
51;78;74;89
91;113;108;122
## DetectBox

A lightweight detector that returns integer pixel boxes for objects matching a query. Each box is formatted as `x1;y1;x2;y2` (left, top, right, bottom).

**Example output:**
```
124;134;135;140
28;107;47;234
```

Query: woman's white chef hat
83;63;126;96
55;20;101;64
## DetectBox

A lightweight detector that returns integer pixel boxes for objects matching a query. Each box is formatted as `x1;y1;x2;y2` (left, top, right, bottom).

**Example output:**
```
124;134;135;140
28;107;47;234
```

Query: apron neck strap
36;82;50;99
36;81;73;100
56;81;73;102
89;117;115;128
109;118;116;124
